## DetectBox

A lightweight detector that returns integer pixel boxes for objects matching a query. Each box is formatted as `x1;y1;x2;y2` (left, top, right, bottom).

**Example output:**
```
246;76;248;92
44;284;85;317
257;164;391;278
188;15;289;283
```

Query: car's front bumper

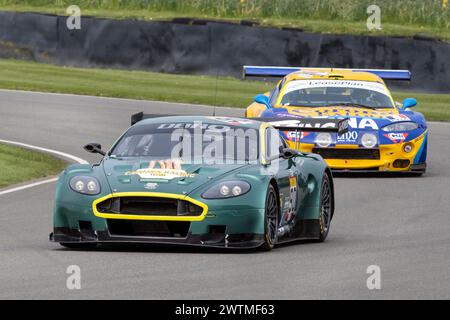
52;201;267;249
290;132;427;173
50;227;265;249
330;163;426;174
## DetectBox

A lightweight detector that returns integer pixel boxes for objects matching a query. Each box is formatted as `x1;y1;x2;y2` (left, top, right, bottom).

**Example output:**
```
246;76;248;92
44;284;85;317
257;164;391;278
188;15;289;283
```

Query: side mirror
266;147;298;162
402;98;417;110
280;147;298;160
254;94;272;109
84;143;106;156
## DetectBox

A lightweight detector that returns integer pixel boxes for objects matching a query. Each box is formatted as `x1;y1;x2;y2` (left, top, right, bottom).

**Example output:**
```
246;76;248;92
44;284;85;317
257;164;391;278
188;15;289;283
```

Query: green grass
392;92;450;122
0;143;66;189
0;59;274;108
0;0;449;41
0;59;449;121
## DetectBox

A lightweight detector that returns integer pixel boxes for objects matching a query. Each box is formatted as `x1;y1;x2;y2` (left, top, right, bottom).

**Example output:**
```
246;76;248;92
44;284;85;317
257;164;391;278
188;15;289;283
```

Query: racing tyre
411;172;424;177
318;174;333;242
60;243;97;249
260;184;279;251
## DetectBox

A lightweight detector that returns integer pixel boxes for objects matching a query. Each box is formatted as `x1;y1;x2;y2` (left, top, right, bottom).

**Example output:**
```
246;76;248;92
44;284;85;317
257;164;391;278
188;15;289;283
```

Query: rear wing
132;112;349;135
131;112;174;125
243;66;411;81
255;117;350;136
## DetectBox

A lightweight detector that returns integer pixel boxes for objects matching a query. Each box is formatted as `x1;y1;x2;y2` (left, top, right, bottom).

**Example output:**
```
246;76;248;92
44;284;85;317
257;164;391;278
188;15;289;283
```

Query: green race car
50;114;347;250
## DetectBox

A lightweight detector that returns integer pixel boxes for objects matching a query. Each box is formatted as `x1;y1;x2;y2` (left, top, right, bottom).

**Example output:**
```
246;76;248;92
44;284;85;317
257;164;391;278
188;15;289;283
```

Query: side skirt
277;219;321;243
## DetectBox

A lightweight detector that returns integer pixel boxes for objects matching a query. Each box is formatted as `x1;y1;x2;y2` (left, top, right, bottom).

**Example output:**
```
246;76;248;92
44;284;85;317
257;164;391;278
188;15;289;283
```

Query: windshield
279;80;395;109
110;122;259;164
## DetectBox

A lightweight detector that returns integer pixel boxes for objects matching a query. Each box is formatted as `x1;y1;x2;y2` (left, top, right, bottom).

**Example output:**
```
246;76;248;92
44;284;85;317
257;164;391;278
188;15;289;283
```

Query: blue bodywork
260;107;428;166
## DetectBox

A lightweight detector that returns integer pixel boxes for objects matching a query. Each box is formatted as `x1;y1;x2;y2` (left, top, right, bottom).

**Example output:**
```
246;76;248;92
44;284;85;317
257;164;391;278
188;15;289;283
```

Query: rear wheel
260;185;279;251
318;174;333;242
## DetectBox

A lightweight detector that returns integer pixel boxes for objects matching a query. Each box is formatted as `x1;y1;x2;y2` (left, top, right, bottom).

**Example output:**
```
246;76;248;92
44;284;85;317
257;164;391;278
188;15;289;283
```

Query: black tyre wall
0;11;449;92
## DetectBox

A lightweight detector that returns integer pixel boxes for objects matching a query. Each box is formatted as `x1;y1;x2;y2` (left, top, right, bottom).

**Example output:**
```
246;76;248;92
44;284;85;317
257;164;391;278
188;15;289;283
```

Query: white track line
0;178;58;196
0;139;88;196
0;139;88;165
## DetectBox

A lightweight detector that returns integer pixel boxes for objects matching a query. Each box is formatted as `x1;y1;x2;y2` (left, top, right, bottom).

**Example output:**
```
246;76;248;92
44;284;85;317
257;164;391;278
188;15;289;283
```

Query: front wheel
318;174;333;242
260;184;279;251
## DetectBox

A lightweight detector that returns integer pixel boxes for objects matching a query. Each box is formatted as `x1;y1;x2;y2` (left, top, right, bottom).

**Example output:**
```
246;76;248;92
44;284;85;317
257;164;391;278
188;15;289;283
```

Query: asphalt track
0;89;449;299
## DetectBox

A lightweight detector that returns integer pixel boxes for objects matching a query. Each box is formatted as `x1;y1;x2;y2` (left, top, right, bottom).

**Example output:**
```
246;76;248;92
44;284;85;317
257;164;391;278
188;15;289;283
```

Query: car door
264;127;300;238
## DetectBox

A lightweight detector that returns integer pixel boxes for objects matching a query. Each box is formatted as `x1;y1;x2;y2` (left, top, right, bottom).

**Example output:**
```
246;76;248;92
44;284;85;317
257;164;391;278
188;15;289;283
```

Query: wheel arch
324;167;335;220
269;178;281;215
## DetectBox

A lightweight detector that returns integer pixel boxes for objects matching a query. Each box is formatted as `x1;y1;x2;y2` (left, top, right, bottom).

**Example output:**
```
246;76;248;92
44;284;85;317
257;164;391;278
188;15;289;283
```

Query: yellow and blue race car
245;66;428;174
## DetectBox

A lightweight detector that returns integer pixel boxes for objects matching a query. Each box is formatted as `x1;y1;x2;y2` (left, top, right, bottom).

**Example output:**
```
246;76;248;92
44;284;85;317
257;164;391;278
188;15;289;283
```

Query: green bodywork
52;116;331;247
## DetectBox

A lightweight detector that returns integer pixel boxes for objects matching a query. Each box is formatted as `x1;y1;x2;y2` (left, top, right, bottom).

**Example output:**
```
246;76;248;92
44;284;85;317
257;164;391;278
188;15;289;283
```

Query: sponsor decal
157;123;231;132
211;117;255;125
293;71;328;78
285;131;311;142
347;117;379;130
283;176;298;223
283;79;391;96
125;168;196;180
289;176;297;188
278;116;379;130
337;131;359;143
270;119;340;130
385;114;411;122
283;197;290;210
144;182;158;190
384;133;408;143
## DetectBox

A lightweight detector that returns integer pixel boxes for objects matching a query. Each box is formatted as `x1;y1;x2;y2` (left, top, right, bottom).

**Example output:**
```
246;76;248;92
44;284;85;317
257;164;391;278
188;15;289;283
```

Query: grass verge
0;59;449;122
0;1;449;41
0;143;66;189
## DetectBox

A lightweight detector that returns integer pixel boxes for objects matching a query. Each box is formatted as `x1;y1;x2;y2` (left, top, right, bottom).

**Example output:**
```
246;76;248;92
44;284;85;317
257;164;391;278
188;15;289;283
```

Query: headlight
202;181;251;199
382;122;419;132
315;133;332;148
403;143;413;153
69;176;101;195
361;133;378;148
